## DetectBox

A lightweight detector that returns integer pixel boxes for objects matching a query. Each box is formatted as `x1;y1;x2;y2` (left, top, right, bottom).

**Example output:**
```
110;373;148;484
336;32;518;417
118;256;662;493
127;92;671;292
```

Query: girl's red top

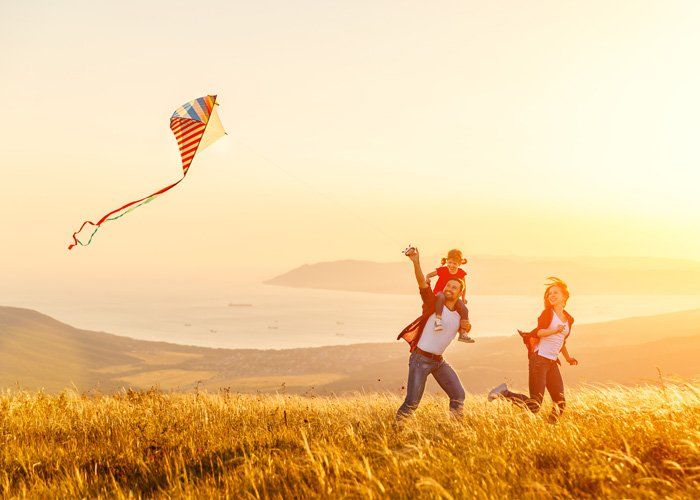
432;266;467;294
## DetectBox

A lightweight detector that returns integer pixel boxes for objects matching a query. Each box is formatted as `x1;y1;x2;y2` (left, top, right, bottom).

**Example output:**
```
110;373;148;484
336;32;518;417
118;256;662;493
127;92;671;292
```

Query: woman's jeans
397;351;466;418
502;353;566;420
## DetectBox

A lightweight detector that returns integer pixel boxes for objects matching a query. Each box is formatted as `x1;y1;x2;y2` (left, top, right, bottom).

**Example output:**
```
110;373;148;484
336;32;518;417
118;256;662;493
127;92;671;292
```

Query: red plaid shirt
397;286;437;351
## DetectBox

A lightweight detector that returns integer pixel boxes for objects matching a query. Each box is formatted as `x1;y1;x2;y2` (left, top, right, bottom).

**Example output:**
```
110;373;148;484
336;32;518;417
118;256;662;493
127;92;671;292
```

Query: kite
68;94;226;249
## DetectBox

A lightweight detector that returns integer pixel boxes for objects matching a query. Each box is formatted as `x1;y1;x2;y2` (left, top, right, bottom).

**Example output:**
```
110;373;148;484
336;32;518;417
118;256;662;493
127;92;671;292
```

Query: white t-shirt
535;311;570;360
416;307;460;355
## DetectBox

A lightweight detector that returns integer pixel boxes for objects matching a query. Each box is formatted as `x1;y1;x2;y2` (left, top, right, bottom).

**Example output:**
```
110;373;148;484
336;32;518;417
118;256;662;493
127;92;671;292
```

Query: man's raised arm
406;247;429;289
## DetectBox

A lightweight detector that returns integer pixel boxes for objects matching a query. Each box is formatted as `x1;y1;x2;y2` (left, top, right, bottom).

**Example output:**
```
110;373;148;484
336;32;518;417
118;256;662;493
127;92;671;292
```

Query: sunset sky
1;1;699;296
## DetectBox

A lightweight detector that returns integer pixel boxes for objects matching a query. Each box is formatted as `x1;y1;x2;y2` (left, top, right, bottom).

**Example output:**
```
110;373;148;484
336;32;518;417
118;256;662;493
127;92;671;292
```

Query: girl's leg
434;292;445;331
545;363;566;422
455;300;473;341
435;292;445;317
456;300;469;321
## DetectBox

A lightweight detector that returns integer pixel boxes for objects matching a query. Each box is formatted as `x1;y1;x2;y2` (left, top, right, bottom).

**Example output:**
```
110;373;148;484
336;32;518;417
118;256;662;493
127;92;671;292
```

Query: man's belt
415;347;443;362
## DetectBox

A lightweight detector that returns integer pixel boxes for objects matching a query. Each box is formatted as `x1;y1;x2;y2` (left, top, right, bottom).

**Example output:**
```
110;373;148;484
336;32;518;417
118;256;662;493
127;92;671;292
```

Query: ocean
4;285;700;350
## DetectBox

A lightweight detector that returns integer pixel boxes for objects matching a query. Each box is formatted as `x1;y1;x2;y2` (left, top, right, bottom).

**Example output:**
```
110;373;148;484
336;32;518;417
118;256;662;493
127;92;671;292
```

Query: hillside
0;306;214;392
0;385;698;497
264;256;700;295
1;306;699;394
321;309;700;395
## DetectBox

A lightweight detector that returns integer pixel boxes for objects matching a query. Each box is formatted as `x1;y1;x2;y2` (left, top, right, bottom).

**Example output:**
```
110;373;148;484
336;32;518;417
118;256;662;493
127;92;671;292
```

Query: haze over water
4;284;700;350
2;2;700;356
2;1;700;300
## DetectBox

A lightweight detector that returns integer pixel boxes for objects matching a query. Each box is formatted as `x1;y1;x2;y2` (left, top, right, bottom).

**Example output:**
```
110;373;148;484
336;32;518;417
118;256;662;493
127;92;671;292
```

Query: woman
488;277;578;422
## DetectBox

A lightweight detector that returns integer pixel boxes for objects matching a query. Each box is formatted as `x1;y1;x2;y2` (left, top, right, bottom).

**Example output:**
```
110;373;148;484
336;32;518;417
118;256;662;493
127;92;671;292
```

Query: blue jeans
397;351;466;418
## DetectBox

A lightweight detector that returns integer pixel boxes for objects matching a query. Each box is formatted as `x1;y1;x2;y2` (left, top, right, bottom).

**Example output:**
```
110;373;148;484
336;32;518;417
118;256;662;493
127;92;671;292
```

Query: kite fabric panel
68;94;225;250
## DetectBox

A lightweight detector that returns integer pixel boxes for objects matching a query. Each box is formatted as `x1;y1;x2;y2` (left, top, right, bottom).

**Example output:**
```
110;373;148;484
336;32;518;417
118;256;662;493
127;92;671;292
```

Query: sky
1;1;699;297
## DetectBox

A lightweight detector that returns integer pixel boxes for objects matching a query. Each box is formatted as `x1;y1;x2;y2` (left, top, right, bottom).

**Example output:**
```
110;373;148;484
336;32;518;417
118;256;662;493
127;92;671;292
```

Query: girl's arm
425;270;438;280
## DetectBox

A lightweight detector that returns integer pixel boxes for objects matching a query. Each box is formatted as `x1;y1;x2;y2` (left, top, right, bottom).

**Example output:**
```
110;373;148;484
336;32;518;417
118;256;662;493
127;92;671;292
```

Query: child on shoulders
425;248;474;343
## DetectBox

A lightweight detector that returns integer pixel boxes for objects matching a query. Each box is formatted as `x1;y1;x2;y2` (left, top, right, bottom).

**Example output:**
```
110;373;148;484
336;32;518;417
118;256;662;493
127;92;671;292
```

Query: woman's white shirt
535;311;569;360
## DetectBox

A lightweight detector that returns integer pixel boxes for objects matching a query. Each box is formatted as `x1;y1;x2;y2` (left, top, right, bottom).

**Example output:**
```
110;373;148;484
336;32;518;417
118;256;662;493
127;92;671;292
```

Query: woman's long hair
441;249;467;266
543;277;570;310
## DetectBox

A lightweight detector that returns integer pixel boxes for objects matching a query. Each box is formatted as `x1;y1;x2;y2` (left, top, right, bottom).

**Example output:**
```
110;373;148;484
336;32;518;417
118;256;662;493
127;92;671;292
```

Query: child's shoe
458;320;474;343
434;317;443;332
458;330;475;343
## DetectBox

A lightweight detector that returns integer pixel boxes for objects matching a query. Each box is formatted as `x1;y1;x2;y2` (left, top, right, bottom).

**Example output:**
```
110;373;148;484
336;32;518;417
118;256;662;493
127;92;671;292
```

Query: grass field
1;383;698;498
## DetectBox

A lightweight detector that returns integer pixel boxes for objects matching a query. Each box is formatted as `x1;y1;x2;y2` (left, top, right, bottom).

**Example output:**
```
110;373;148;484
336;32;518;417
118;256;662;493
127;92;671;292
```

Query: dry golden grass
0;383;698;498
213;373;346;392
116;370;217;389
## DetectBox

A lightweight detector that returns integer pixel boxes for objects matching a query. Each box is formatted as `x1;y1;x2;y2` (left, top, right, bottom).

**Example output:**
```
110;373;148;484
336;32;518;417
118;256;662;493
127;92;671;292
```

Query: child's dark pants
435;292;469;321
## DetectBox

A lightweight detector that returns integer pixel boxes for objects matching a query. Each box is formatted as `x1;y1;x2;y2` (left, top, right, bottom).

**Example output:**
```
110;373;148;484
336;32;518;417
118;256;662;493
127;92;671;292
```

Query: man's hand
405;246;428;288
405;246;419;262
566;357;579;366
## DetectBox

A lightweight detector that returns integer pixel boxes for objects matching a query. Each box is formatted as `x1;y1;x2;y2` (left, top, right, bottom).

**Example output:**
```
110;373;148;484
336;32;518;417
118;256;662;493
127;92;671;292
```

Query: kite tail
68;177;185;250
68;220;99;250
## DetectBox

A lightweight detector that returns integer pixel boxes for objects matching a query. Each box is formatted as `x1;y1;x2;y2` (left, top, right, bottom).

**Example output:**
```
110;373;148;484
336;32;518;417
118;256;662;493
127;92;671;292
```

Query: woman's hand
566;357;578;366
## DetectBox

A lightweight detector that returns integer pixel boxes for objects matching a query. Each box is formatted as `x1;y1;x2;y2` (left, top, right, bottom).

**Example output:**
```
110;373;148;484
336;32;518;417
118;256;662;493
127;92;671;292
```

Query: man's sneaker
488;383;508;402
434;317;443;332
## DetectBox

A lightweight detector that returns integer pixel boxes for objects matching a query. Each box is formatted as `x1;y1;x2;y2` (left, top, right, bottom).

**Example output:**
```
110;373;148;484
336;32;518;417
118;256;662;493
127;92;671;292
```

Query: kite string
233;138;403;249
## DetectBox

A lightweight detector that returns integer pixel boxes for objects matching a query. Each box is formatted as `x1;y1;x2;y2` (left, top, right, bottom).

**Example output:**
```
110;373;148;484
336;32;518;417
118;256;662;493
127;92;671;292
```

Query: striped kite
68;94;226;249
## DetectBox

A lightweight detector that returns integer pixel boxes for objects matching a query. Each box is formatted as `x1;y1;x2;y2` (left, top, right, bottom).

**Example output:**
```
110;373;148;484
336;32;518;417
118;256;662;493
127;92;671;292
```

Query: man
396;246;470;419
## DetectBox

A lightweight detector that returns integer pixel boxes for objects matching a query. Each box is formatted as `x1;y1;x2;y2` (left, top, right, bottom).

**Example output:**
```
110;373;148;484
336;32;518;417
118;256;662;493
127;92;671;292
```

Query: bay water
4;285;700;350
